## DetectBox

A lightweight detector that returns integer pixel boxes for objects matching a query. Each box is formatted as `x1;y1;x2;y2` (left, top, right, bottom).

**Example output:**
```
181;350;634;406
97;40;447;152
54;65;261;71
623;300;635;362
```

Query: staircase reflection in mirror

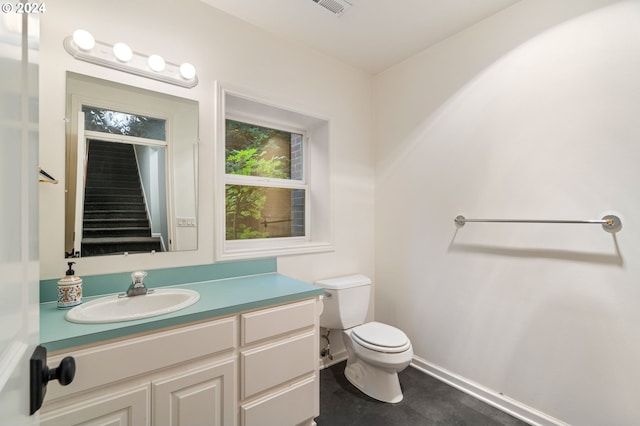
81;140;166;256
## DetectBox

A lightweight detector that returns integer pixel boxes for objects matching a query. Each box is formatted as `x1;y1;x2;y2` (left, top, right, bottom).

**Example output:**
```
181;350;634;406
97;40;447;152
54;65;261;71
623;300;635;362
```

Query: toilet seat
351;322;411;354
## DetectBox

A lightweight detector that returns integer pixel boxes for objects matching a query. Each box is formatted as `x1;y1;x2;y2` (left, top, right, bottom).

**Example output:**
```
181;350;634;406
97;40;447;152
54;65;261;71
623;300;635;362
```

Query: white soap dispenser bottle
57;262;83;309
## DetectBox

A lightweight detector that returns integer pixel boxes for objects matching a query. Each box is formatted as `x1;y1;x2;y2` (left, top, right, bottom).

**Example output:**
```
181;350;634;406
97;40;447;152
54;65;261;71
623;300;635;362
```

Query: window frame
224;113;310;242
215;82;333;261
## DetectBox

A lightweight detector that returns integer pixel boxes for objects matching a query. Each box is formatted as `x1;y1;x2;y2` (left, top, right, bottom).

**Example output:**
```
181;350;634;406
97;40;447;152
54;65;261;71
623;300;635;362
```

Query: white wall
39;0;374;281
374;1;640;425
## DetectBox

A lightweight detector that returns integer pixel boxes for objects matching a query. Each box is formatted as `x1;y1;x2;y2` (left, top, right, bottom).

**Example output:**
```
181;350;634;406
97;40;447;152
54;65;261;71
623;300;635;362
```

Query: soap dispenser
57;262;83;309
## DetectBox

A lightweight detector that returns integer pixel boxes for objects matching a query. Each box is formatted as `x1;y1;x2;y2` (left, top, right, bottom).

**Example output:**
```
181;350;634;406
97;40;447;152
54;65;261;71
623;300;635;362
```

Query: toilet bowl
315;275;413;403
343;322;413;403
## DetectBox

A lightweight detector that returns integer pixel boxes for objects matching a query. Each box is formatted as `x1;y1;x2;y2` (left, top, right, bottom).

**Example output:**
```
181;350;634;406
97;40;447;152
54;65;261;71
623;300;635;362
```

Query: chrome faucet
125;271;153;297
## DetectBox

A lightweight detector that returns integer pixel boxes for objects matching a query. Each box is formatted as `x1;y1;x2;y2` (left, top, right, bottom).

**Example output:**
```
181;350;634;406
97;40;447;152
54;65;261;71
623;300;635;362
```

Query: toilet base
344;358;404;403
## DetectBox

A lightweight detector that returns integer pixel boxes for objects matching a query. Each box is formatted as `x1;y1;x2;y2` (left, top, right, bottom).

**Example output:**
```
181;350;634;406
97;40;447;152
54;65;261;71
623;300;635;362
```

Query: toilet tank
314;274;371;330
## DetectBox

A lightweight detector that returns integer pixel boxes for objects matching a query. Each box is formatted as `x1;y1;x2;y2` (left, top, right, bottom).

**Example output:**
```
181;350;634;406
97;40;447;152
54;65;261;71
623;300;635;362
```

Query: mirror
65;72;198;257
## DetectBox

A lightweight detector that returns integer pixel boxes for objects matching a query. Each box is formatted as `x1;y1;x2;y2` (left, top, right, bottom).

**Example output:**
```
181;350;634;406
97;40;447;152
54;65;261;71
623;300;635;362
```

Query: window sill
217;240;334;262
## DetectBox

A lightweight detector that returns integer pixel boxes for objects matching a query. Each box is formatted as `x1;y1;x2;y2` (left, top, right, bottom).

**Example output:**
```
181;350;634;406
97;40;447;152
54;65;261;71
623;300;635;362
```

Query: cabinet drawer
47;316;236;401
241;332;315;399
240;376;316;426
241;299;316;345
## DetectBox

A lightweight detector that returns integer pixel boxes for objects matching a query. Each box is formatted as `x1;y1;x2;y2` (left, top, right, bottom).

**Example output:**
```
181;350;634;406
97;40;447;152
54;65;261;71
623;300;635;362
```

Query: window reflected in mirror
82;105;167;140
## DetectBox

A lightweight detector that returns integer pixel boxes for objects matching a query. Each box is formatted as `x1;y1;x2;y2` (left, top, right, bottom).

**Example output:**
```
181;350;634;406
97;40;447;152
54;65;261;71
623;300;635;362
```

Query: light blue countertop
41;273;323;353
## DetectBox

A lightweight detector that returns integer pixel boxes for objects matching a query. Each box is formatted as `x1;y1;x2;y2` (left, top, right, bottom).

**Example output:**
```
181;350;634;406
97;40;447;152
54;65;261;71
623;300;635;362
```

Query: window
225;119;306;240
216;84;332;260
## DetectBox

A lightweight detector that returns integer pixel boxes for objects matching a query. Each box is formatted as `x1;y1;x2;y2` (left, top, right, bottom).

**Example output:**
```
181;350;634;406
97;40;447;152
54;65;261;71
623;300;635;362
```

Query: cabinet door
40;384;150;426
152;358;236;426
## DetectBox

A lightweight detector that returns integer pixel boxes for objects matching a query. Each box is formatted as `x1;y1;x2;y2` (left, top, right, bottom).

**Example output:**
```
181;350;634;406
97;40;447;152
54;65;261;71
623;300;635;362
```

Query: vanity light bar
63;30;198;89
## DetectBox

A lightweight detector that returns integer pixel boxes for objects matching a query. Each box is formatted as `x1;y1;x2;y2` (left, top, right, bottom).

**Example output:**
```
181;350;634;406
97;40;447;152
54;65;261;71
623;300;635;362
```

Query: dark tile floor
316;361;530;426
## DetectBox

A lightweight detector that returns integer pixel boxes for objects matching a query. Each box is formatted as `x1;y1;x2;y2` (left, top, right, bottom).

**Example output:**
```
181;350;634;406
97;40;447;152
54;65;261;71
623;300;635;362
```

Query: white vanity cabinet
40;297;321;426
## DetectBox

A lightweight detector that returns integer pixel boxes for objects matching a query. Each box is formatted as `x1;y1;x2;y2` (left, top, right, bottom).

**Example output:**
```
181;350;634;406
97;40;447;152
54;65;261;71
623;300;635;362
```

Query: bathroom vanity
38;273;323;426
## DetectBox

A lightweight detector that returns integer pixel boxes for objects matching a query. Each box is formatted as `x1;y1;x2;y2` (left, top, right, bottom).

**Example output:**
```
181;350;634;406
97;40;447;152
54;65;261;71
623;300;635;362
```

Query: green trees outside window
225;120;305;240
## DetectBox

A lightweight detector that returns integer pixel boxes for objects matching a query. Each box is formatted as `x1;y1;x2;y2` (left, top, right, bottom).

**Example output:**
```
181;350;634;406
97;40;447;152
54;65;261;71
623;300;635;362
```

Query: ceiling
200;0;521;75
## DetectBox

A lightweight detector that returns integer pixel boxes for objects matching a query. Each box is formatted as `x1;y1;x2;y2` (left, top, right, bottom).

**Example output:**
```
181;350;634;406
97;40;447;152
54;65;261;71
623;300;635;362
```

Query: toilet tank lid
314;274;372;289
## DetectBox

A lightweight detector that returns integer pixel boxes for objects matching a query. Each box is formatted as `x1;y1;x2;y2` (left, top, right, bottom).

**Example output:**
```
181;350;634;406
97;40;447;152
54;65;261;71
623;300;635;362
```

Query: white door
0;10;40;425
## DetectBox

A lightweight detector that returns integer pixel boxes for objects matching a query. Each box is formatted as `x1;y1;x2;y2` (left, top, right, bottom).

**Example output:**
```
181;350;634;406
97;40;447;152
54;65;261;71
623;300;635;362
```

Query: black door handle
30;345;76;415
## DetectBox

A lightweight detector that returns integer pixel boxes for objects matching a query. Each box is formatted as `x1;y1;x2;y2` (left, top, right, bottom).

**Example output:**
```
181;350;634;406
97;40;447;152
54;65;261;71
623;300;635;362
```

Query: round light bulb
72;29;95;51
113;42;133;62
179;63;196;80
148;54;165;72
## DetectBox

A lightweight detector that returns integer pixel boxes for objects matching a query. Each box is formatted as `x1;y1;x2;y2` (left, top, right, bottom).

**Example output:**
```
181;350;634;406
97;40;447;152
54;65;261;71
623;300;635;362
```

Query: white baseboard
411;356;568;426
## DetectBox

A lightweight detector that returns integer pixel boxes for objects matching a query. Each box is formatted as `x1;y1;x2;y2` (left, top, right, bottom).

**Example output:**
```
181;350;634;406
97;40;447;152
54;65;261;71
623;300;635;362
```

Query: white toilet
315;274;413;403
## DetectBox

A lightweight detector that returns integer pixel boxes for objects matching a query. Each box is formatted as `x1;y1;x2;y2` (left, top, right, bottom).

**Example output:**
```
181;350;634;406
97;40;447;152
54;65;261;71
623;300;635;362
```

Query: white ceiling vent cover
312;0;352;16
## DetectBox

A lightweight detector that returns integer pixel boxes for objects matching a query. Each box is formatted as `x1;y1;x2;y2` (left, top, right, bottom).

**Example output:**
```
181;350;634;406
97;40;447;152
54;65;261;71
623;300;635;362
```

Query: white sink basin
65;288;200;324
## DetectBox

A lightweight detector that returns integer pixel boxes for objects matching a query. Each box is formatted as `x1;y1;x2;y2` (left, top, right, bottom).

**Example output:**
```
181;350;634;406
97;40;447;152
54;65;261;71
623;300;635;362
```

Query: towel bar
454;214;622;233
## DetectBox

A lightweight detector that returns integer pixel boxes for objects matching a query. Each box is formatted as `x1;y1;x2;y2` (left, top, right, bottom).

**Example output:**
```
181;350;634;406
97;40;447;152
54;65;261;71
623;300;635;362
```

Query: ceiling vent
312;0;352;16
